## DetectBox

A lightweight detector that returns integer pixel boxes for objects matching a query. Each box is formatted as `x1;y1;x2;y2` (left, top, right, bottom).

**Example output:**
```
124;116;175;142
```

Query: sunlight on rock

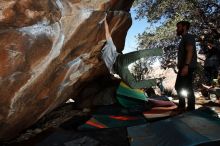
66;99;75;103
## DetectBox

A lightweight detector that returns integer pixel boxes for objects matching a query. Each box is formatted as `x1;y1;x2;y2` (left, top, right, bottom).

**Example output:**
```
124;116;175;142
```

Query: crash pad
143;107;177;119
78;114;146;130
13;127;129;146
116;81;148;109
128;107;220;146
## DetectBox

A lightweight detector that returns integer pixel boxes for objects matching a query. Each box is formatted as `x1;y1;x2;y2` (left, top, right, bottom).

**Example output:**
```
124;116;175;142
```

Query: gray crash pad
127;107;220;146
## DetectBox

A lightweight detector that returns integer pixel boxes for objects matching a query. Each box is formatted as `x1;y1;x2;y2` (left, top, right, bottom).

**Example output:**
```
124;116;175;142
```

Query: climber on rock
101;18;163;89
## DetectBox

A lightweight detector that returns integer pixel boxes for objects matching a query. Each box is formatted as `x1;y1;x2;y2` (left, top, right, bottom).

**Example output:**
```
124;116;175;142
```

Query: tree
132;0;220;82
134;0;220;44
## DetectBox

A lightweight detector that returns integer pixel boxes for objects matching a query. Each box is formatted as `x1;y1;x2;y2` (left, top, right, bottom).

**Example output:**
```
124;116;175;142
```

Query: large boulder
0;0;134;140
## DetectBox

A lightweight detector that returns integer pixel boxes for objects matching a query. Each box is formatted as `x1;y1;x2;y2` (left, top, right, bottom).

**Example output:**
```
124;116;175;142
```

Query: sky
123;8;148;53
123;9;161;67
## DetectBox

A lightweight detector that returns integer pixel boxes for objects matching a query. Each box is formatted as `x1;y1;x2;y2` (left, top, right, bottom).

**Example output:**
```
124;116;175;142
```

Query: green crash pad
116;81;148;108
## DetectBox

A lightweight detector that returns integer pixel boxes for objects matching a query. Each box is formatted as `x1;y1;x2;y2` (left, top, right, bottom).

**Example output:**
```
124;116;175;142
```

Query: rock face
0;0;134;140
